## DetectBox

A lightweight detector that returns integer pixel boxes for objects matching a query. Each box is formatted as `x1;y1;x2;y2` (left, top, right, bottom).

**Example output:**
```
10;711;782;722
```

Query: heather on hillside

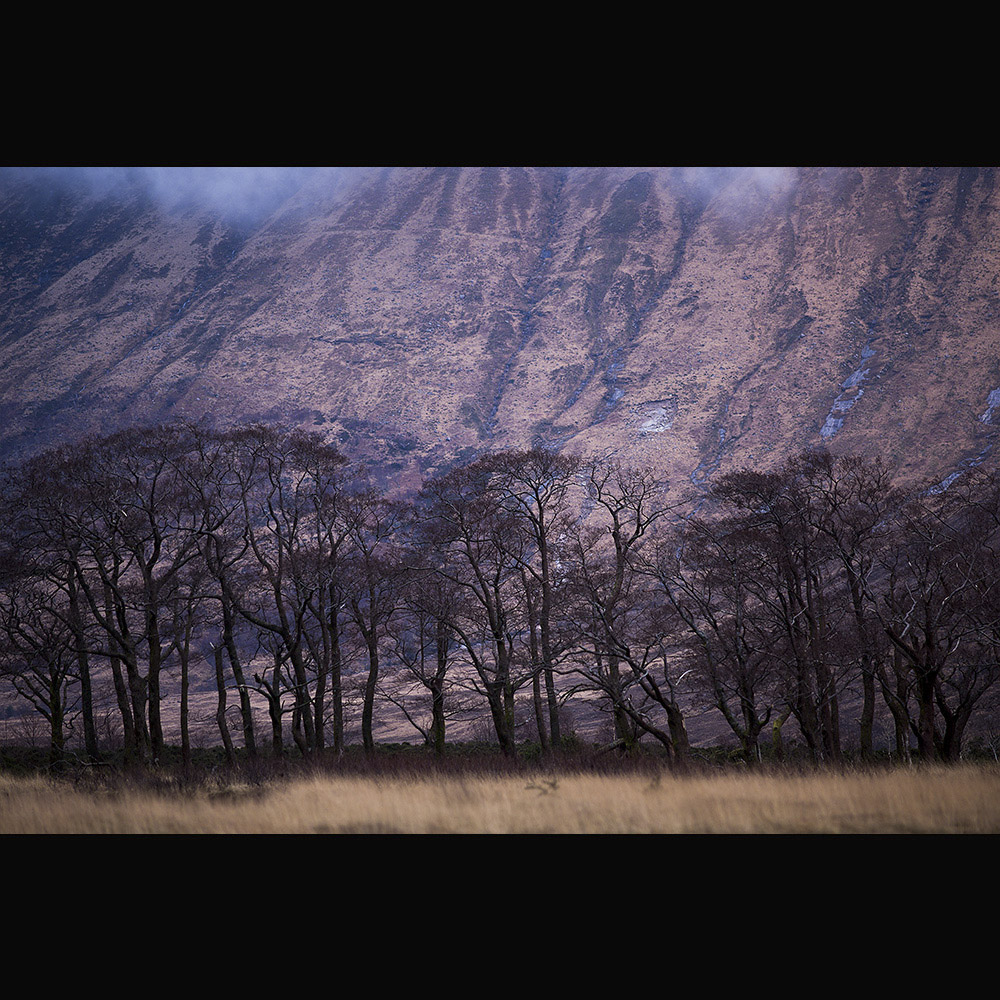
2;421;999;771
4;168;999;505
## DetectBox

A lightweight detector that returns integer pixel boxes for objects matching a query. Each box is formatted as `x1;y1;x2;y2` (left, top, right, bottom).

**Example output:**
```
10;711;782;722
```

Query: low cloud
3;166;347;223
140;166;324;220
675;166;798;210
5;165;803;227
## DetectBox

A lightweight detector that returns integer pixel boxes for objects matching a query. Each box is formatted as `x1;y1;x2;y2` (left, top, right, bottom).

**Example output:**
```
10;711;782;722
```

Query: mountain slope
2;165;998;495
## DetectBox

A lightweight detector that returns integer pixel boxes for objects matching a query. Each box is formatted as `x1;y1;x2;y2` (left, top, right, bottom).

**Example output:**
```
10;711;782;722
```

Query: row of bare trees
2;421;999;767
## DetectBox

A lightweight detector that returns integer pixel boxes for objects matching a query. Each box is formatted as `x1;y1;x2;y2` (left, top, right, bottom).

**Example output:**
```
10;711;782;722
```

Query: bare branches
3;428;1000;764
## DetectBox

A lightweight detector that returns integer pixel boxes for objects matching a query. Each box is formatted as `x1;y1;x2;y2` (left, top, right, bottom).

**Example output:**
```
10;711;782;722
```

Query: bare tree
13;428;198;766
645;516;777;762
390;566;462;753
216;424;352;755
0;556;77;764
415;460;534;756
788;451;903;757
340;486;408;755
480;448;583;747
0;451;102;759
562;458;679;755
876;483;1000;759
706;466;855;761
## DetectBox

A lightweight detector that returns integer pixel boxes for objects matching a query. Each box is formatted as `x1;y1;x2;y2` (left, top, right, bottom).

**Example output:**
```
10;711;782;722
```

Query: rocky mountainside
2;165;999;496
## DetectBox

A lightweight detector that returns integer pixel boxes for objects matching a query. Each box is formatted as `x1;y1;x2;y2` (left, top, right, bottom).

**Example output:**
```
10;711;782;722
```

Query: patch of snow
820;340;876;439
638;403;674;434
980;387;1000;424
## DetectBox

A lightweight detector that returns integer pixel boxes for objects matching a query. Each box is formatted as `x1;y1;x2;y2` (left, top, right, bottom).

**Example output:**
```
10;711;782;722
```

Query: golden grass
2;763;999;834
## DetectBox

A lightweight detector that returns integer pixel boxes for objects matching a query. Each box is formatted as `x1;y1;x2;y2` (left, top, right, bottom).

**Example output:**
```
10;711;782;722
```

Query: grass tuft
1;760;998;834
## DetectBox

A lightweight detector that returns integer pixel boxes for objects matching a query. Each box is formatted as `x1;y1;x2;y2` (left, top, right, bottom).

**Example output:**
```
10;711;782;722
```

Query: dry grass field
2;763;998;834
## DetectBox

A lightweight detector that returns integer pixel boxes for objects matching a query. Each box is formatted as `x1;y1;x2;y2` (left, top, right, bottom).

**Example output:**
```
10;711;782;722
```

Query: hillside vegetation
2;167;999;496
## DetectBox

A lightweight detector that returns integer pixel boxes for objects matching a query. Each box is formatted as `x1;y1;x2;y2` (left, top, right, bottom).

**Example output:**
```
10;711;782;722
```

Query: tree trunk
292;701;308;757
665;700;690;763
214;644;236;767
146;607;165;763
606;653;635;751
771;704;793;761
104;582;146;763
539;543;561;745
222;595;256;758
532;668;548;750
879;653;912;762
525;602;548;751
268;689;284;756
486;685;516;757
794;666;822;760
108;645;136;762
179;638;191;778
859;654;876;759
256;660;285;756
329;600;344;755
915;670;938;760
47;673;65;766
362;633;379;754
68;572;99;761
124;650;150;762
429;678;446;755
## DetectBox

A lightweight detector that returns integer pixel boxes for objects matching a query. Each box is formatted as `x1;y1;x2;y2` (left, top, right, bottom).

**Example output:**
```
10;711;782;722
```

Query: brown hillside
2;166;998;497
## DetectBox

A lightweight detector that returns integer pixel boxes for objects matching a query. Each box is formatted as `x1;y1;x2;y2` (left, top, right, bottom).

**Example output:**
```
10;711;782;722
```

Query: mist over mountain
2;165;998;495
